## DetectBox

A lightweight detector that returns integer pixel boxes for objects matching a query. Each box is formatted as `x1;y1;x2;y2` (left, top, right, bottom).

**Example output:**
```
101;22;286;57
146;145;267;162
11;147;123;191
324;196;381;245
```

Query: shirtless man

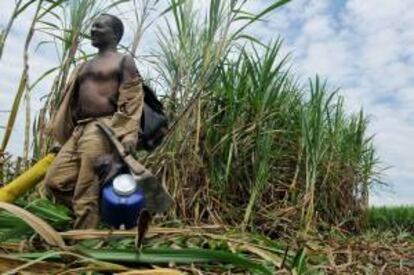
44;14;143;229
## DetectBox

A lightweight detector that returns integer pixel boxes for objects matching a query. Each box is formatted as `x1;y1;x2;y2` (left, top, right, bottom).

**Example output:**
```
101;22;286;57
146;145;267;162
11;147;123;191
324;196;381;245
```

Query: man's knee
43;167;58;192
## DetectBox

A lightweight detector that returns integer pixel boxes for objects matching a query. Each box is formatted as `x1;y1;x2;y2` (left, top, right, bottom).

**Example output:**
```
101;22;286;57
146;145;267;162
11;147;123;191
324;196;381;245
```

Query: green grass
0;198;71;241
368;206;414;232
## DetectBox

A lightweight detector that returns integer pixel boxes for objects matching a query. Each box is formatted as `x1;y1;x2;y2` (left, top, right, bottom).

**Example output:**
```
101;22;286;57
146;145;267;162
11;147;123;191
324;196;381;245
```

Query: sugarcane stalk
0;154;55;202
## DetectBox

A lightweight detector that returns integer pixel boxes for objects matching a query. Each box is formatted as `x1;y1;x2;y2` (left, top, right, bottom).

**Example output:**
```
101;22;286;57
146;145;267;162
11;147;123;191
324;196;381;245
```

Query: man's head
91;14;124;48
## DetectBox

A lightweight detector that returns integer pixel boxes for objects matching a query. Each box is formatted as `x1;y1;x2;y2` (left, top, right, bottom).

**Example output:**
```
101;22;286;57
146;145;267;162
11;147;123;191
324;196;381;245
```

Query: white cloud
344;0;412;34
300;40;350;79
302;16;333;40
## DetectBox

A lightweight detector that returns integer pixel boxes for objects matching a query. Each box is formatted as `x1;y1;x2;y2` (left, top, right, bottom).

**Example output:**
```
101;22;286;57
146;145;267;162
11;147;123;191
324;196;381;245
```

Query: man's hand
94;154;126;183
122;135;137;154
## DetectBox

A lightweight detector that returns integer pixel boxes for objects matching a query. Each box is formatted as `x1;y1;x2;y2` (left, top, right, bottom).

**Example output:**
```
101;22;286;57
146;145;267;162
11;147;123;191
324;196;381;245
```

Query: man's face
90;15;116;48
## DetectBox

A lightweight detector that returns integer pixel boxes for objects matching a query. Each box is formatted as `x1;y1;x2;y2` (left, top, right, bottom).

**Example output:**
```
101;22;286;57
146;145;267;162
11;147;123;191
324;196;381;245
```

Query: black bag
137;84;168;151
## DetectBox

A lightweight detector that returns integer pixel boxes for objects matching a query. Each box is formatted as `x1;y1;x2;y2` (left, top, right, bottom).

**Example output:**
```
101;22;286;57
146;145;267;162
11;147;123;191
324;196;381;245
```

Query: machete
96;121;173;214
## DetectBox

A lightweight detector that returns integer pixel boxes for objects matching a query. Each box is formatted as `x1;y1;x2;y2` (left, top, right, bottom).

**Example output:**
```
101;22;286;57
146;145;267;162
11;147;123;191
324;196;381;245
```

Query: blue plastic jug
100;173;146;229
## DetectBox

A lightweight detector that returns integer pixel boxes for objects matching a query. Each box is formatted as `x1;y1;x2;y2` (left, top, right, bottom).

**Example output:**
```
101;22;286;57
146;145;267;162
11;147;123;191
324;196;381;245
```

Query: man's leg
72;118;112;229
43;135;80;208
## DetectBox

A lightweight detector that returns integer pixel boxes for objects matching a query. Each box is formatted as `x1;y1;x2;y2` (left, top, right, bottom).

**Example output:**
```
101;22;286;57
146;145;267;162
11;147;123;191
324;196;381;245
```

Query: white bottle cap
112;173;137;196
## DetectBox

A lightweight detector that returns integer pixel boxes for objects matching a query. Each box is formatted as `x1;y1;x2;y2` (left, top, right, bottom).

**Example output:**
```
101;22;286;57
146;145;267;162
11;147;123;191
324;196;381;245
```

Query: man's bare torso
74;52;124;120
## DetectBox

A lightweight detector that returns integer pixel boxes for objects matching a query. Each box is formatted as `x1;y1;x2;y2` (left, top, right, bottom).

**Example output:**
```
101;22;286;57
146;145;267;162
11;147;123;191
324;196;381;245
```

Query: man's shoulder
121;53;134;60
119;53;136;68
120;54;139;80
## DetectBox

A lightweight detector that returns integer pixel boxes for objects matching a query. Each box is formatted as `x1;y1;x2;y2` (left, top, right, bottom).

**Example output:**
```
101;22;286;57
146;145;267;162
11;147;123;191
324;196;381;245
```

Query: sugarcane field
0;0;413;274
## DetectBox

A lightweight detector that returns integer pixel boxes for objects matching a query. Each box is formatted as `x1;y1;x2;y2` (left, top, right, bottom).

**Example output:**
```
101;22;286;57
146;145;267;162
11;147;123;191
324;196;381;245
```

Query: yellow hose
0;154;55;202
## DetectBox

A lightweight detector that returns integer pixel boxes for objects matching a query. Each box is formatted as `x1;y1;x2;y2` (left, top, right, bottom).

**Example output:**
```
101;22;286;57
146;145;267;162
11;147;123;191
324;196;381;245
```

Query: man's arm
110;54;144;153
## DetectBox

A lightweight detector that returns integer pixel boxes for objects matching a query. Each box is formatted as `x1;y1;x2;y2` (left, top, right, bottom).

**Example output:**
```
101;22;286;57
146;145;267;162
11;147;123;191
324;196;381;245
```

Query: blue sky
0;0;413;205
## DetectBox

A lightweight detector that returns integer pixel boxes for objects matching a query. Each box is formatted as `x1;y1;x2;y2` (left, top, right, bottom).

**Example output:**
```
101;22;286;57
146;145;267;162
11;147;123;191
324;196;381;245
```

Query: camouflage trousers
44;116;112;229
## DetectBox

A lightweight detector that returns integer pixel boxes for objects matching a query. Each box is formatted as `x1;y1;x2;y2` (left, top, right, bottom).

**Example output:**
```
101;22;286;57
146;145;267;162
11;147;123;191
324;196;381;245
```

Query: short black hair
101;13;124;44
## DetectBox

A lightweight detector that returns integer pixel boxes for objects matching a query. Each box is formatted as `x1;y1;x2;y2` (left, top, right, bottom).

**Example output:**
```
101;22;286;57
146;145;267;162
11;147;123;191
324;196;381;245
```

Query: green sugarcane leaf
15;248;273;274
